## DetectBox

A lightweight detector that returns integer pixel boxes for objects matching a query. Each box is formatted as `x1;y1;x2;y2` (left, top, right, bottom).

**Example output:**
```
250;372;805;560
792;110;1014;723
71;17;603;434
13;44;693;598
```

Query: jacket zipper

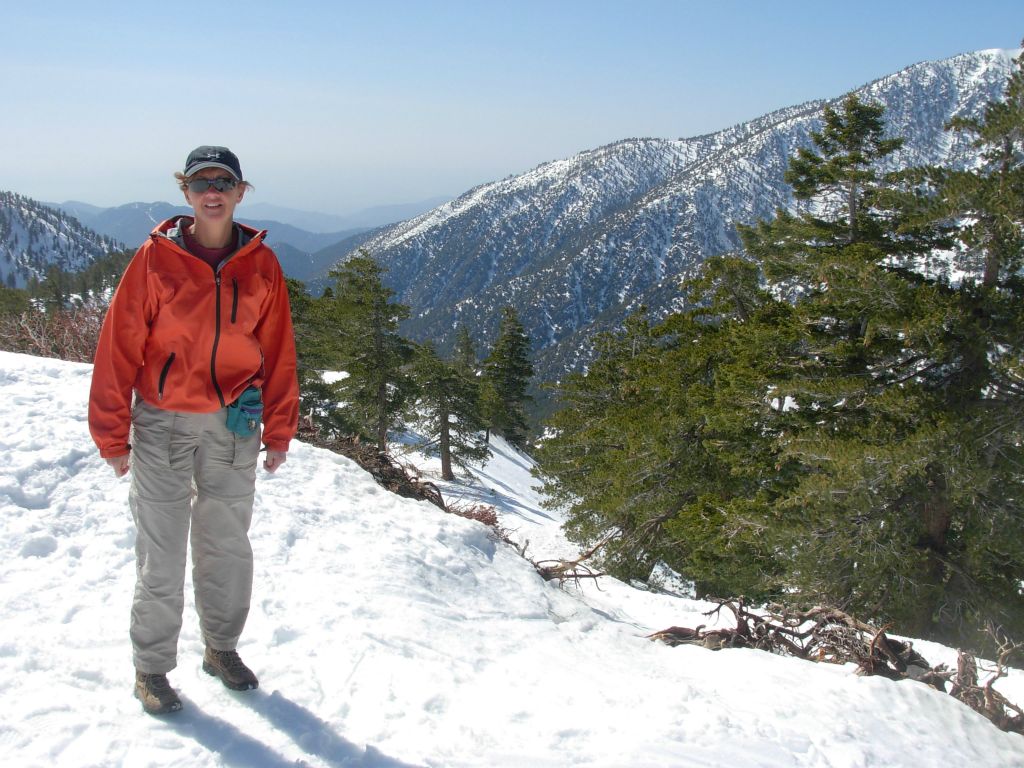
158;353;176;400
231;277;239;323
211;273;226;407
156;227;265;409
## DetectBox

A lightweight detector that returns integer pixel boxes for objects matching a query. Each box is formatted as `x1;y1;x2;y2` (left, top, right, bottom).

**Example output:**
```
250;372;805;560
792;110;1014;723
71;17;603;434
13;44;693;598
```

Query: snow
1;350;1023;767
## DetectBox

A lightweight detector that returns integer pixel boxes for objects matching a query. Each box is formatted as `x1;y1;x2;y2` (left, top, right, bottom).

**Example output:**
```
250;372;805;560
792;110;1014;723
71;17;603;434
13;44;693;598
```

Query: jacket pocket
227;273;270;330
158;353;176;401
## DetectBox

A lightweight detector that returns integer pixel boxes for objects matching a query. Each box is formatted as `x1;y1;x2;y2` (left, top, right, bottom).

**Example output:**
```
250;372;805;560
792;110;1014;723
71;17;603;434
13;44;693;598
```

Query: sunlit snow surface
1;350;1022;767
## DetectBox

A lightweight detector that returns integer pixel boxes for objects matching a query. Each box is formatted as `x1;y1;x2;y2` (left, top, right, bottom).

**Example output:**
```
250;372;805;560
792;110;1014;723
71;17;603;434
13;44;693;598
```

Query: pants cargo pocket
130;401;194;504
231;429;261;471
130;400;173;471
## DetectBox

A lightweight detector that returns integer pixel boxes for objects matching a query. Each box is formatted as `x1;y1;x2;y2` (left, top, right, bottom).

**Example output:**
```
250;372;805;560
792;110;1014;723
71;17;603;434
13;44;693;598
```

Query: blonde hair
174;171;255;193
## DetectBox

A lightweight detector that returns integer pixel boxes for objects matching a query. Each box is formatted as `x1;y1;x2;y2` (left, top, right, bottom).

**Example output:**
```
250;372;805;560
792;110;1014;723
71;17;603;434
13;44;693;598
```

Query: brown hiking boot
202;647;259;691
134;671;182;715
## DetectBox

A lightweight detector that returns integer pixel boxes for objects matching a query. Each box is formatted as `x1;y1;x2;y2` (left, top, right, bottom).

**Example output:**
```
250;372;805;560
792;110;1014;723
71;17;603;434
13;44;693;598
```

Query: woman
89;146;299;715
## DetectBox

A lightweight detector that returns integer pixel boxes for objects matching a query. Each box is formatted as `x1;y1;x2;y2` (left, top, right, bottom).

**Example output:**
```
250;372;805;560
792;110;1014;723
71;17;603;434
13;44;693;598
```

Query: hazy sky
4;1;1022;216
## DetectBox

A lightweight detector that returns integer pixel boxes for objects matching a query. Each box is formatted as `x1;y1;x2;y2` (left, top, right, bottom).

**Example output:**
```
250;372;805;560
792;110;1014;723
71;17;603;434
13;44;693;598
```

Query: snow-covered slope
0;192;123;289
1;350;1022;767
340;49;1019;382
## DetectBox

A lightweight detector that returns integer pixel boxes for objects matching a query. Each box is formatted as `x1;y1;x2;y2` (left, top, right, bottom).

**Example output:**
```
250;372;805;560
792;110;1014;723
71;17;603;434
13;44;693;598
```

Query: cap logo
184;145;242;180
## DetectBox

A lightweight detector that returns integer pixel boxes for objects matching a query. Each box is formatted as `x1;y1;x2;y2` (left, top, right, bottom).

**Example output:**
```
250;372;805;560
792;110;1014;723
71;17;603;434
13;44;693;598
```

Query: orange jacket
89;217;299;458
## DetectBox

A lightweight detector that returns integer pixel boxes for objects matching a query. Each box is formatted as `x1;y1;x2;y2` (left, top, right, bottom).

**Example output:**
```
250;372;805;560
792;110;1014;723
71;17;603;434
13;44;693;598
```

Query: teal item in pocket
226;386;263;437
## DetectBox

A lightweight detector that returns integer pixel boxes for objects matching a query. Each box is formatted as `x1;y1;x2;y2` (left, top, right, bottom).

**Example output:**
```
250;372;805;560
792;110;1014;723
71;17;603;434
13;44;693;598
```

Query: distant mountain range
331;48;1019;387
45;200;367;282
0;190;428;287
11;196;445;284
240;198;453;233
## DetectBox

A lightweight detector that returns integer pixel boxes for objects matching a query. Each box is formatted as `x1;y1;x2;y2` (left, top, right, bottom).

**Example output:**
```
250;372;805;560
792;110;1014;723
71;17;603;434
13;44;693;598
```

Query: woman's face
183;167;245;226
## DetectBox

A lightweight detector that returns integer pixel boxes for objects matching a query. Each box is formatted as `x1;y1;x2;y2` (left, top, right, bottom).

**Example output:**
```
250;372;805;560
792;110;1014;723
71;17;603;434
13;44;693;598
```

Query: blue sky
4;1;1022;216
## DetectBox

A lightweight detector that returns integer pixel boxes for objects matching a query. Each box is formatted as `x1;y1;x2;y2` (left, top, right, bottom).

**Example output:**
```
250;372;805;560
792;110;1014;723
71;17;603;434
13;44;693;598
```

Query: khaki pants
129;399;261;674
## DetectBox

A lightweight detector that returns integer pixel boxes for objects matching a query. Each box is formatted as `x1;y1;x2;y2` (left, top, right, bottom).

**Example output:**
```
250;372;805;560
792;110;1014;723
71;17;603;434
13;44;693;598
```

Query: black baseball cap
183;146;242;180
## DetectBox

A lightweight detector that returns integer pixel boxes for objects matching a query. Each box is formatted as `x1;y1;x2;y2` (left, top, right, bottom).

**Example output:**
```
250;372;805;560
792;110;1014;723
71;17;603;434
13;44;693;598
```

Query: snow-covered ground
1;350;1022;767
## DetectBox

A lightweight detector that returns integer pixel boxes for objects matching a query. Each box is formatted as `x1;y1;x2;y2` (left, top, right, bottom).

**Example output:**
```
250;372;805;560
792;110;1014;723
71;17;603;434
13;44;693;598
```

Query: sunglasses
188;177;238;193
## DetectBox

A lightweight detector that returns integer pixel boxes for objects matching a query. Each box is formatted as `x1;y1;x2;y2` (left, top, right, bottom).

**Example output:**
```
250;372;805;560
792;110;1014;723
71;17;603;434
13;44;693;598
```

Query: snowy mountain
2;349;1024;766
0;191;123;289
337;49;1019;382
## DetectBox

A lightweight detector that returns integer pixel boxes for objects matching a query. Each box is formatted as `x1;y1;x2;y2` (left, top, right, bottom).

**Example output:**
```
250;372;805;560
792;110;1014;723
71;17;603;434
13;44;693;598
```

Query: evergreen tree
284;277;357;436
891;46;1024;643
785;94;904;247
536;94;923;596
535;282;795;595
535;312;694;585
940;45;1024;290
24;249;132;308
324;251;415;450
412;342;490;480
481;306;534;449
739;90;1024;646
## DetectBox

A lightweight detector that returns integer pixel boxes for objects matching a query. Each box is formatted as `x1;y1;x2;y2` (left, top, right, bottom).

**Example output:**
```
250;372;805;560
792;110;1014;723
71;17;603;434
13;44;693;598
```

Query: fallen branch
532;559;605;587
949;626;1024;734
530;534;612;586
649;600;1022;736
445;501;517;547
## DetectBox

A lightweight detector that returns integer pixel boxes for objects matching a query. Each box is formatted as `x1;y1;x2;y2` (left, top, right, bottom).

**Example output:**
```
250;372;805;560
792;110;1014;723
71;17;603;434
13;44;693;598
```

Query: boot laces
143;673;172;695
217;649;246;671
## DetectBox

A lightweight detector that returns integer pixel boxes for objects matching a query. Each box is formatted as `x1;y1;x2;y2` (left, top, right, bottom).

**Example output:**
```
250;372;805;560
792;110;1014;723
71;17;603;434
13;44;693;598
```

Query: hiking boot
202;647;259;691
135;671;182;715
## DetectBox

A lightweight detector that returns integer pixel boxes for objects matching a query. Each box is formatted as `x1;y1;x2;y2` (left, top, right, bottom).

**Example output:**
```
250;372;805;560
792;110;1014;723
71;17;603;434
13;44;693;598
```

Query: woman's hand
105;454;131;477
264;450;287;473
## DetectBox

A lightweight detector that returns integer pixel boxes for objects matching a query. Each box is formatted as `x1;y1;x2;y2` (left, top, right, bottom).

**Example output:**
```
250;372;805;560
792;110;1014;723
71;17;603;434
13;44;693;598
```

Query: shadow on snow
169;690;421;768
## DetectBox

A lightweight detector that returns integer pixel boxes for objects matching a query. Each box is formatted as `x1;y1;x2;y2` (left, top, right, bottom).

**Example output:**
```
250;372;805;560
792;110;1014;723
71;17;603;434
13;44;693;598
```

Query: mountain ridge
335;48;1019;387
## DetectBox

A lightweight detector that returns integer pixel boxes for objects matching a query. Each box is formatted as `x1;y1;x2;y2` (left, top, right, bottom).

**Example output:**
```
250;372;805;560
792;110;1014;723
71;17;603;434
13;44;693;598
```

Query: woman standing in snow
88;146;299;715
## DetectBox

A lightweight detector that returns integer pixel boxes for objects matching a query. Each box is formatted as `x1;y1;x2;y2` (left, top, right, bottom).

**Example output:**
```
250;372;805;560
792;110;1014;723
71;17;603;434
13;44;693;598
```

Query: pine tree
481;306;534;449
739;87;1024;646
285;277;354;436
534;312;662;580
324;251;415;451
941;45;1024;290
535;281;794;595
893;46;1024;644
412;342;490;480
41;265;68;312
